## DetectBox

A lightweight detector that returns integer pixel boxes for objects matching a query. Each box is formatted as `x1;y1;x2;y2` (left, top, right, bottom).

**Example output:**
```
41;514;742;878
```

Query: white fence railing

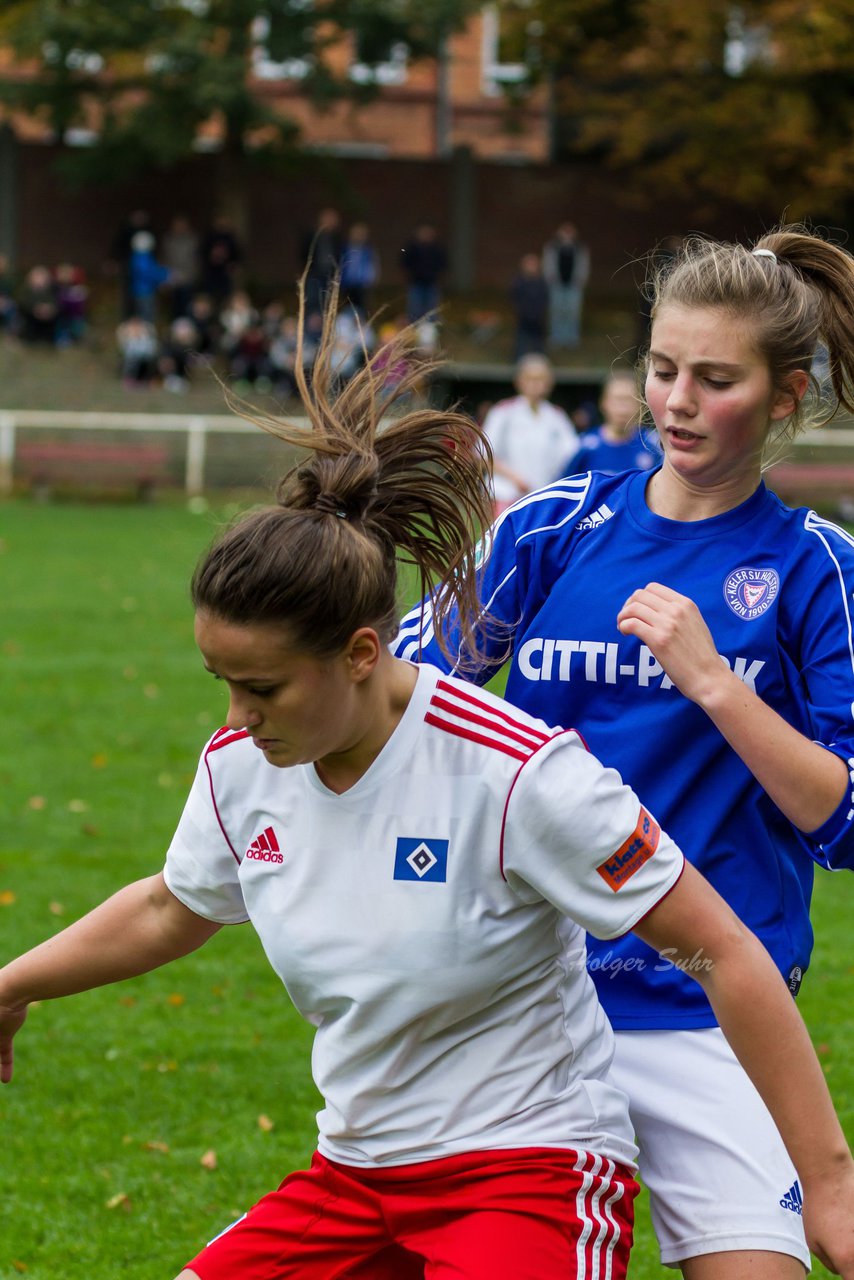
0;410;313;496
2;411;854;498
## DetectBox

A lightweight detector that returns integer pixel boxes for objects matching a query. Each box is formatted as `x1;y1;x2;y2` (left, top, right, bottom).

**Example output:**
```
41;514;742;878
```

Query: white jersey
483;395;578;503
164;664;683;1169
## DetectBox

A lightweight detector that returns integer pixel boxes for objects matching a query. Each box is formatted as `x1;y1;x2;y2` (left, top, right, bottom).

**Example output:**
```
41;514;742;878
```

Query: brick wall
11;141;775;299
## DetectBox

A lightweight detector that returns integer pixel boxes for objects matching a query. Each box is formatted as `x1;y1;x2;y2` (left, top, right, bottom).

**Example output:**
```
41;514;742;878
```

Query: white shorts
609;1027;810;1269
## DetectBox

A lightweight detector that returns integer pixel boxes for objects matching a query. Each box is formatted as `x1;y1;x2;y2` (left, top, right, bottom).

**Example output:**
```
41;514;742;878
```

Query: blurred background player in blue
567;368;660;475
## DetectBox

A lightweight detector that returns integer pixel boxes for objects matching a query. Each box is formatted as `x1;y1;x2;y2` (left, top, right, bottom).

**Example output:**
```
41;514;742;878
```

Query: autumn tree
0;0;477;226
500;0;854;222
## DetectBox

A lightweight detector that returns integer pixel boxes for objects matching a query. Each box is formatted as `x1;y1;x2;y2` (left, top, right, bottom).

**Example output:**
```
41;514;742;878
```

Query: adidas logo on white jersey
779;1180;803;1215
245;826;283;864
575;503;615;531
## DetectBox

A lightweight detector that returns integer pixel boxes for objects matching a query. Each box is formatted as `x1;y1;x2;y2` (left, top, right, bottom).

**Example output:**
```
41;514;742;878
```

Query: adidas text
246;848;283;863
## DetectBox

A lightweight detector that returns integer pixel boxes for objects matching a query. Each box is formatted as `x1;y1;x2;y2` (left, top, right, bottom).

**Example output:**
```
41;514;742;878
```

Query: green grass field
0;499;851;1279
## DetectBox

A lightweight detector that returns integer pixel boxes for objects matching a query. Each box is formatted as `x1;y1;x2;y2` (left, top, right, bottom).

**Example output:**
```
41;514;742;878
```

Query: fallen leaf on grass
11;1261;29;1272
27;795;46;810
106;1192;131;1211
49;901;64;916
200;1149;218;1171
91;753;108;769
67;799;89;813
167;993;185;1007
0;890;16;906
143;1140;171;1155
257;1114;274;1132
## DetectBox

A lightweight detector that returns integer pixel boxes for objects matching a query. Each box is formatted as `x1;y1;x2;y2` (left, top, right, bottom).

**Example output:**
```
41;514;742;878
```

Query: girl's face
646;304;800;490
194;613;365;772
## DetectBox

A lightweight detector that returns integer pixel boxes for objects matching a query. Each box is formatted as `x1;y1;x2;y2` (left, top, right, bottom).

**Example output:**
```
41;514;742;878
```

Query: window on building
350;31;408;85
481;3;537;97
250;8;313;81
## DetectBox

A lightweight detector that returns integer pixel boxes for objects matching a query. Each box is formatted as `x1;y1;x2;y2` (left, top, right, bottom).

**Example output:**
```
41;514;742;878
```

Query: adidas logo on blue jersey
779;1180;803;1215
575;503;615;531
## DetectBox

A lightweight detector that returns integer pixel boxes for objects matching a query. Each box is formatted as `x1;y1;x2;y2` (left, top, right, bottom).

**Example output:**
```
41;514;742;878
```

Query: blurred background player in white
3;295;854;1279
567;367;660;476
482;352;578;514
396;225;854;1279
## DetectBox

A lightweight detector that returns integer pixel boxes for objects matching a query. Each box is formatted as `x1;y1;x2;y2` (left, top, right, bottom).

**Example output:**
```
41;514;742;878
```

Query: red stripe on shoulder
430;694;548;752
203;728;246;864
425;712;531;761
206;728;250;756
435;679;551;742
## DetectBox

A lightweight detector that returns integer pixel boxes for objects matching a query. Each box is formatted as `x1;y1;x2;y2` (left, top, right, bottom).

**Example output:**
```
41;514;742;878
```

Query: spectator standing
340;221;379;316
201;215;242;309
129;232;170;325
542;221;590;349
567;369;660;475
108;209;156;319
162;215;201;319
401;222;447;323
481;353;578;514
301;208;344;316
509;253;549;359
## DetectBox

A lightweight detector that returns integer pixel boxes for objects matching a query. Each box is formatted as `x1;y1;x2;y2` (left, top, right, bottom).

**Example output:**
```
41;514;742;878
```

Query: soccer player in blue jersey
396;226;854;1279
566;368;660;476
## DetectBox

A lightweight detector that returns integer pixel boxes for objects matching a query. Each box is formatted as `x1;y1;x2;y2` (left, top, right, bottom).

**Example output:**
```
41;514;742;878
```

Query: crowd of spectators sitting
0;255;90;348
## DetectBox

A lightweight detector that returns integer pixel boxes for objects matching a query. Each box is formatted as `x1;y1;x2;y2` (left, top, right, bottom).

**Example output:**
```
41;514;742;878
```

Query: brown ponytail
651;223;854;437
192;284;495;665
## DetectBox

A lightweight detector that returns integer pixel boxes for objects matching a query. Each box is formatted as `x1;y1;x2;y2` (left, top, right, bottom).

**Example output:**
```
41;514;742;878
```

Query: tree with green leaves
0;0;477;226
501;0;854;222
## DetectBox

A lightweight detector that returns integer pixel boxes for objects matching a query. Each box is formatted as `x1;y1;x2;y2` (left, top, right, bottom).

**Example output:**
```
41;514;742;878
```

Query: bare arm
635;863;854;1276
618;582;848;832
491;456;531;495
0;873;222;1083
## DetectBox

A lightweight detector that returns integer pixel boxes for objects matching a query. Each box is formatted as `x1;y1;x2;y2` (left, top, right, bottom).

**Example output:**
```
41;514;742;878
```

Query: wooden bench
16;439;172;500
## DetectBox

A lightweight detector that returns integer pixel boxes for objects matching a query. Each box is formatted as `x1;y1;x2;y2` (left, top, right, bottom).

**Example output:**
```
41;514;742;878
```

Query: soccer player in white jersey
481;353;578;514
1;299;854;1280
395;226;854;1279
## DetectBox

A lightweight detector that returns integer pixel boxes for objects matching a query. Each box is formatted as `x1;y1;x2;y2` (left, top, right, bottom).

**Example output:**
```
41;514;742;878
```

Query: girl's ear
770;370;809;422
344;628;381;683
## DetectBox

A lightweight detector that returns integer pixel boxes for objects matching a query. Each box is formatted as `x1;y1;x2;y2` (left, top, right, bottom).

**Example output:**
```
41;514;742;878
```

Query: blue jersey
567;426;660;476
394;468;854;1029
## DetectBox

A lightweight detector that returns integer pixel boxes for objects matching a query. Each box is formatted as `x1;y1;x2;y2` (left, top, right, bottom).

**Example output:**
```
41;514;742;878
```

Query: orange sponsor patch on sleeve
596;807;661;892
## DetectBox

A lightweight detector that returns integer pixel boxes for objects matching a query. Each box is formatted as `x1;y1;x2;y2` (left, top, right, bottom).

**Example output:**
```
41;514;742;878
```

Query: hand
804;1160;854;1277
0;999;28;1084
617;582;730;707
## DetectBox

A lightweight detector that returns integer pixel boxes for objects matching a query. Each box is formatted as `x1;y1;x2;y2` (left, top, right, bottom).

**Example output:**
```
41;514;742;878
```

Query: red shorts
185;1146;637;1280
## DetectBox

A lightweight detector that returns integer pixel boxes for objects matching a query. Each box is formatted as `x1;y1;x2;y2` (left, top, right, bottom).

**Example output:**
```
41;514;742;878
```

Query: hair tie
314;492;348;519
752;248;778;264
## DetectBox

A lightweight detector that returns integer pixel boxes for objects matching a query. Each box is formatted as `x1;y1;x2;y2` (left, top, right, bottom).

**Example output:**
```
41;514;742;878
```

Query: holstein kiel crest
723;566;779;620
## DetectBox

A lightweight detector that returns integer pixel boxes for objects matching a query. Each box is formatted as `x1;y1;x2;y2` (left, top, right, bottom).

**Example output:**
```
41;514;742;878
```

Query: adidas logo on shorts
779;1180;803;1215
